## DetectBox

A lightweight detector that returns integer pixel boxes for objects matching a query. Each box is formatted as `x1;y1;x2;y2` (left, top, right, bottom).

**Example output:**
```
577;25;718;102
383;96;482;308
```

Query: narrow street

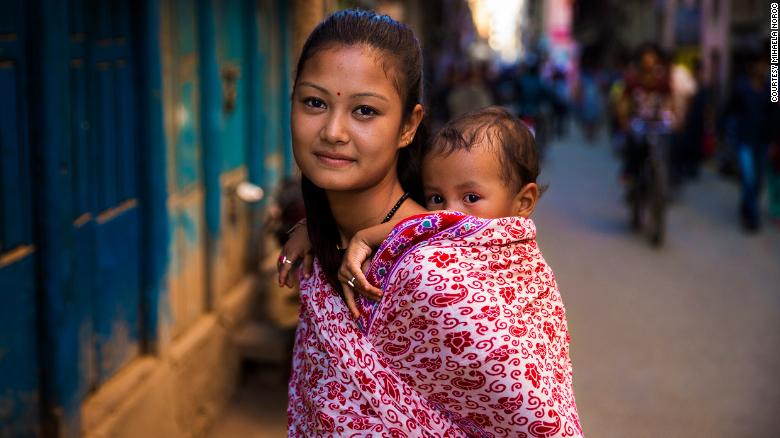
536;126;780;437
208;126;780;438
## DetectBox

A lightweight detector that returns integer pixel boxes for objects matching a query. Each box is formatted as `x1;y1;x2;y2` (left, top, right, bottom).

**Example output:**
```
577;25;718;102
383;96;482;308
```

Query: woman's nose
320;112;349;144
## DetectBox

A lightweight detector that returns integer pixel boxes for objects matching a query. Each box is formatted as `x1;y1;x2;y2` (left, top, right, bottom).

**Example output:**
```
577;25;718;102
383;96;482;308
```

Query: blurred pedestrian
516;55;554;153
446;63;494;118
574;45;605;143
723;50;771;232
767;102;780;226
670;58;702;186
617;43;672;182
550;64;570;139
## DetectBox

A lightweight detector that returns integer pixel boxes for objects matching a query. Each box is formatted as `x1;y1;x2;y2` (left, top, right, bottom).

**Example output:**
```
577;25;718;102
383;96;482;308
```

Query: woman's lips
314;152;356;168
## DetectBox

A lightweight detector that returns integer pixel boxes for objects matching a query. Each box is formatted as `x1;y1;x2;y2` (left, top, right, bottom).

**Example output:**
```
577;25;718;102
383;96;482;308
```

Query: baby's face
422;146;520;219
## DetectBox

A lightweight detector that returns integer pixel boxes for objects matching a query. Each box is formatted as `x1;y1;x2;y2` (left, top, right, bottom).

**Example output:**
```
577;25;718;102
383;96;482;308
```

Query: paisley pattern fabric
288;212;583;437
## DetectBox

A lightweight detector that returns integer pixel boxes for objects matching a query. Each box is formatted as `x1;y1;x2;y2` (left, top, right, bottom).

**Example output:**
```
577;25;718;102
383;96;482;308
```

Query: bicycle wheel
646;157;666;246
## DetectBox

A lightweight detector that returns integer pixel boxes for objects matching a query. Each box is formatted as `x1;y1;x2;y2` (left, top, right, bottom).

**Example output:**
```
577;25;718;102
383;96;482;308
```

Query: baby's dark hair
425;106;540;191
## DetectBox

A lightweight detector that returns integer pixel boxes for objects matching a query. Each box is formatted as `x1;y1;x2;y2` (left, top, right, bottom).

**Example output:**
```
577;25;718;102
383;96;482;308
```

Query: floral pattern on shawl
288;211;583;437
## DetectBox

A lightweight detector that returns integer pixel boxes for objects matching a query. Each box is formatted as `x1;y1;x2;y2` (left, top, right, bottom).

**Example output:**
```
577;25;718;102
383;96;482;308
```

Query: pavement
536;126;780;438
207;125;780;438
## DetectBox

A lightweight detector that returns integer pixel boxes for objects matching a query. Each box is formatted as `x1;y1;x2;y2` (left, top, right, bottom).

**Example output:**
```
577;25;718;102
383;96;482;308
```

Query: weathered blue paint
170;0;199;192
258;0;281;191
278;0;294;177
31;0;82;435
216;0;248;173
165;0;209;328
244;0;265;191
66;0;97;406
137;0;171;352
87;0;142;387
25;1;147;434
0;6;33;253
3;0;294;435
94;208;141;383
0;255;40;438
175;81;199;189
198;0;222;241
0;7;40;435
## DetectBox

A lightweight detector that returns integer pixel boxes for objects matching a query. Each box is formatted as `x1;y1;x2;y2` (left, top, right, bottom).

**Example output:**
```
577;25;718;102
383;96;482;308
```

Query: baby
279;106;543;316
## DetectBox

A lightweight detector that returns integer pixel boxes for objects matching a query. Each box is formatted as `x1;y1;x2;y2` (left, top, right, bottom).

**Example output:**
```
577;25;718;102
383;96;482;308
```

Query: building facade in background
0;1;327;436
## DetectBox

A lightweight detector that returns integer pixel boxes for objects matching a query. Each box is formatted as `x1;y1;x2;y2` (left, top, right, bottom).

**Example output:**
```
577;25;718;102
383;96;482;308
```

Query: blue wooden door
0;3;41;436
82;0;142;387
65;0;142;389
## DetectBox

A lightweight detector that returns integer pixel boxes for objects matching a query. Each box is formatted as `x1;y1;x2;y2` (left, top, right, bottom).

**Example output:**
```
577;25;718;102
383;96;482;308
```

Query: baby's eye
427;194;444;205
302;97;326;109
463;194;481;204
354;105;379;118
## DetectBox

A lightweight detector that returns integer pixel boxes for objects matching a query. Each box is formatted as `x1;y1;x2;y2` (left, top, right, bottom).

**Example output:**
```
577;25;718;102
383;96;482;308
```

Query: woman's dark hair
425;106;541;192
294;9;426;294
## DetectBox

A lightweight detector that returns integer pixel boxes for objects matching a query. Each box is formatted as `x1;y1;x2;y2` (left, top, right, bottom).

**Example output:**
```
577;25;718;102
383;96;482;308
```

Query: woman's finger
341;283;360;319
278;256;298;287
354;269;382;300
338;264;352;284
357;258;381;298
277;253;298;287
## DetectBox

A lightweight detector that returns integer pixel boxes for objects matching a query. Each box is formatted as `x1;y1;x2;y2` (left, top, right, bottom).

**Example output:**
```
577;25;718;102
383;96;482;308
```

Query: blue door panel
115;61;138;202
0;254;40;438
175;81;200;190
215;0;247;172
171;1;200;192
85;0;141;386
95;64;118;211
69;57;91;217
94;207;141;383
0;61;32;249
0;3;39;435
1;0;152;433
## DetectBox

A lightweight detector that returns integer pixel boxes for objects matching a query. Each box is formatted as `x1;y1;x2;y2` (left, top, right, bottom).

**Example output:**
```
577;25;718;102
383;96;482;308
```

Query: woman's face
292;45;416;192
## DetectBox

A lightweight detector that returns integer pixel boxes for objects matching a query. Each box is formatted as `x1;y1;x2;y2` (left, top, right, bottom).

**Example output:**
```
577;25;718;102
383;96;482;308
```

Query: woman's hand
338;231;383;319
277;220;313;288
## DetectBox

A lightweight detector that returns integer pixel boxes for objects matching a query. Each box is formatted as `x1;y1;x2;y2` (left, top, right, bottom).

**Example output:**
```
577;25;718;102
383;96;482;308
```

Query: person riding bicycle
618;43;673;189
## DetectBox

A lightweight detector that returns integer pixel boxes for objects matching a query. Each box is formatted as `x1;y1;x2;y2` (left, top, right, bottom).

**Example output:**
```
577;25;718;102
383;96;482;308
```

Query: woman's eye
428;194;444;205
302;97;326;109
464;194;481;203
354;105;378;117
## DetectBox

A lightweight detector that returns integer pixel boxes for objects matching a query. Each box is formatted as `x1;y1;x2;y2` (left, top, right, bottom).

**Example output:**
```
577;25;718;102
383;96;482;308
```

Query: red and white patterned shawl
288;211;583;437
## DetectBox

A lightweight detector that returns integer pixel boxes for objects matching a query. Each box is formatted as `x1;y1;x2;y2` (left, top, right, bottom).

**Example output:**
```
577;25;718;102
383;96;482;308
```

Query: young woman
287;10;582;437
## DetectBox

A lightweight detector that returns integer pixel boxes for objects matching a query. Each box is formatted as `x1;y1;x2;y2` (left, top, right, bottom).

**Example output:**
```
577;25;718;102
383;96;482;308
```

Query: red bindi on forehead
337;92;340;96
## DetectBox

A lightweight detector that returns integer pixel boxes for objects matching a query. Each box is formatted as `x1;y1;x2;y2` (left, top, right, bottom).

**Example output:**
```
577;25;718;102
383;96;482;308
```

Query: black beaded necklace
380;192;410;224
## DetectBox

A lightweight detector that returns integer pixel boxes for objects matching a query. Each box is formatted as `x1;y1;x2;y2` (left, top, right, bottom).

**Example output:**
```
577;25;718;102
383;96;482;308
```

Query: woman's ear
513;183;540;218
398;104;424;149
